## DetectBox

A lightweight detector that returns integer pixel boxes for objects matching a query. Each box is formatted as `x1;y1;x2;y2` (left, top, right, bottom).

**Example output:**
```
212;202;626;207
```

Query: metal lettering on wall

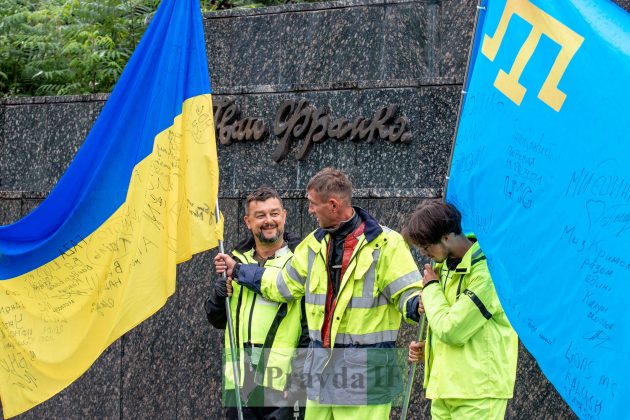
214;98;411;162
213;97;268;145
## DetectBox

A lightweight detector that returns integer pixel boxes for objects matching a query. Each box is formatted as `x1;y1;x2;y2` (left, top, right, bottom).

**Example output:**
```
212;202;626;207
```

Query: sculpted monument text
213;97;412;162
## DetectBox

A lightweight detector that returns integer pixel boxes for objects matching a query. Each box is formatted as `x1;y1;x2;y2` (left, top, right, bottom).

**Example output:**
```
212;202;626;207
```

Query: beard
257;226;284;244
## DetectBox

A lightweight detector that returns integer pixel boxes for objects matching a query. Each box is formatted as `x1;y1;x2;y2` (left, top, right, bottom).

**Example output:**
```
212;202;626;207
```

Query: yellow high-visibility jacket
223;246;304;393
422;234;518;400
238;208;422;405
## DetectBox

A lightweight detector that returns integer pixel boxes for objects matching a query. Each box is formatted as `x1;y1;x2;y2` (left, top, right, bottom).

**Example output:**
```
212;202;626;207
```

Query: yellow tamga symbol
481;0;584;111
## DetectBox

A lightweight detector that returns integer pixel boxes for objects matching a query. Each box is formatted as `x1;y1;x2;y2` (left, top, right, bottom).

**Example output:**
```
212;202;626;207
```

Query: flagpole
400;314;426;420
443;0;485;199
401;2;486;418
215;200;244;420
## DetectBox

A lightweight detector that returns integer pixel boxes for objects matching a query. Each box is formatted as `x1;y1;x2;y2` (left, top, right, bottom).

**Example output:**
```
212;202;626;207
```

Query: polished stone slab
205;0;432;90
0;199;20;226
120;297;179;419
214;87;458;196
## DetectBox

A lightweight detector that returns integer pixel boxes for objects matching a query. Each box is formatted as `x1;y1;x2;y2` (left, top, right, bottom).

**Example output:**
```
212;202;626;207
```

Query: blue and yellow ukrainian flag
0;0;222;416
448;0;629;418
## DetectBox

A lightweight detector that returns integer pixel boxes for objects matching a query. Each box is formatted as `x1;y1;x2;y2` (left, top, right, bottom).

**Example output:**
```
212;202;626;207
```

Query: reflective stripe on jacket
253;208;422;404
422;234;518;399
224;246;303;392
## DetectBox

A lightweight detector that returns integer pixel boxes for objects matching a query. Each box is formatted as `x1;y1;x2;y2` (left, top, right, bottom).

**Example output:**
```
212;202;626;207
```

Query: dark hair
306;167;352;203
402;200;462;247
245;186;283;212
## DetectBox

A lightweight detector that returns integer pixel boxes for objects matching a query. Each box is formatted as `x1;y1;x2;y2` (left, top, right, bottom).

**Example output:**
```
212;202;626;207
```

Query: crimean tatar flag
0;0;222;416
448;0;629;418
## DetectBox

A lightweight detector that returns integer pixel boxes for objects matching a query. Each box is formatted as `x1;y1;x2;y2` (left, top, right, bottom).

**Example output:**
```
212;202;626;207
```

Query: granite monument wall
2;0;612;417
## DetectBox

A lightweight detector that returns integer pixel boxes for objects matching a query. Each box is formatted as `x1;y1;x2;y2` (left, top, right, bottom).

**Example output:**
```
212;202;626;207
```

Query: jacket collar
449;234;483;274
234;244;291;263
313;206;382;243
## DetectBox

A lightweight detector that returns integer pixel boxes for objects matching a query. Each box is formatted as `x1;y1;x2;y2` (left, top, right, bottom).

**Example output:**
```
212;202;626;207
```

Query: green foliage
0;0;318;97
0;0;158;96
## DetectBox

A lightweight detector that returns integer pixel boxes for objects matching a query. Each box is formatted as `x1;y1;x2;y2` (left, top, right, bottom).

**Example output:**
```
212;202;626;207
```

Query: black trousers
224;388;304;420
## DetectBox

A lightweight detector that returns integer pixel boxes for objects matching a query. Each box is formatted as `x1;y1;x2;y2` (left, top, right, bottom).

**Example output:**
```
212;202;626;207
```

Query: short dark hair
402;200;463;247
245;186;283;212
306;167;352;203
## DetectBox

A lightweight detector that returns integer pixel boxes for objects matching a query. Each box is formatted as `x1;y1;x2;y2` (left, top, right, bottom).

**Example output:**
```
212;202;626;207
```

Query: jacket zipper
234;284;243;350
247;294;257;344
245;253;265;346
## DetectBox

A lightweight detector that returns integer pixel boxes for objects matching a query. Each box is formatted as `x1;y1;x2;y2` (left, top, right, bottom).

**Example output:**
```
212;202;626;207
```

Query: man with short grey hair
216;168;423;419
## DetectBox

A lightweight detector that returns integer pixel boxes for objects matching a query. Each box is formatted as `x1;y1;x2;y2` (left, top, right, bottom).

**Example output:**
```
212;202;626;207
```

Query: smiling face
307;189;337;229
244;198;286;244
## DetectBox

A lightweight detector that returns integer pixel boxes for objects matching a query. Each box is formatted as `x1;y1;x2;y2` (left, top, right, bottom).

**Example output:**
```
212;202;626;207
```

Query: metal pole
400;314;427;420
443;0;486;199
425;4;483;415
215;200;244;420
406;4;484;411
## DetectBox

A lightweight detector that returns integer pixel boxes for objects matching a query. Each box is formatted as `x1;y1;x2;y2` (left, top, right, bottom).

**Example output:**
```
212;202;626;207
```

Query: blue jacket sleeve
236;263;266;294
406;295;421;323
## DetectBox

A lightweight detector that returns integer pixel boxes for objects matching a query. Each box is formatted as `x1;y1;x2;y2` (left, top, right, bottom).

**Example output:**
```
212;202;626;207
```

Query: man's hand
417;290;424;314
422;263;438;287
215;253;237;277
408;340;425;363
215;253;237;298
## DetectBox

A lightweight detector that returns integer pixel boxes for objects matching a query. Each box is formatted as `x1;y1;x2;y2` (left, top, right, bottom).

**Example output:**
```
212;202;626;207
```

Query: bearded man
206;186;307;419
